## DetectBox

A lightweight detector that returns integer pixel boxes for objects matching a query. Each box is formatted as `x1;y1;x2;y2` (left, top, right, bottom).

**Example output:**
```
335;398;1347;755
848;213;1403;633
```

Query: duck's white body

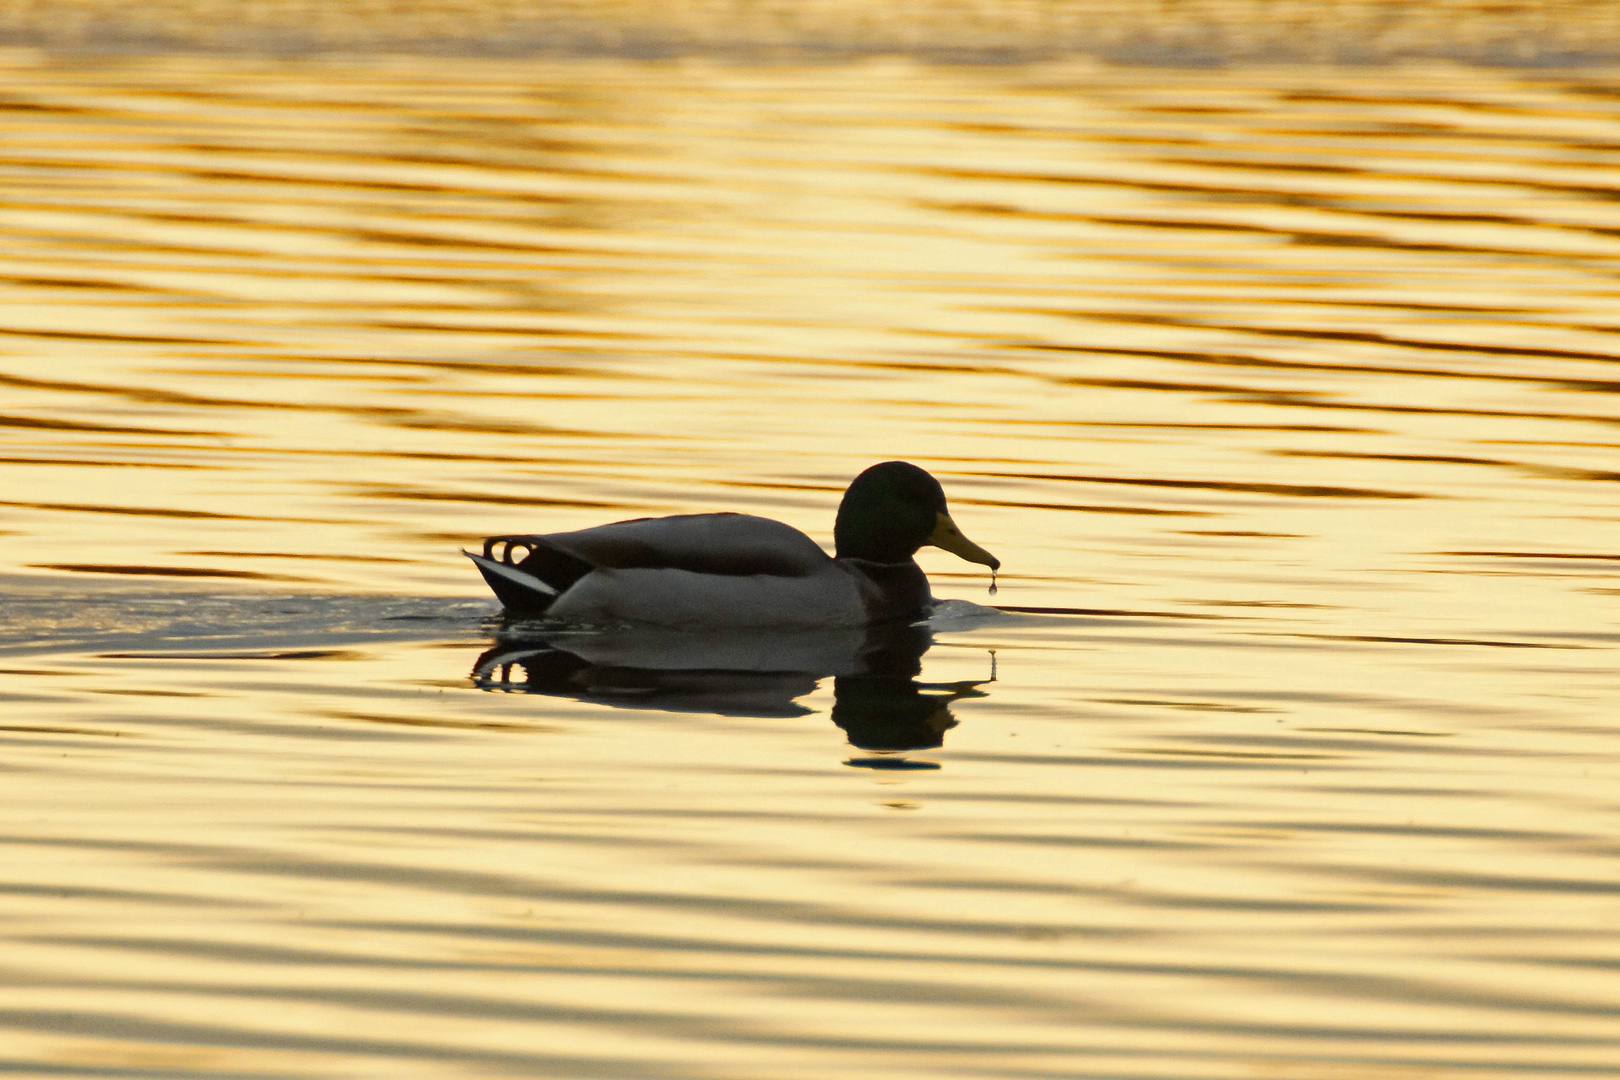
547;563;867;628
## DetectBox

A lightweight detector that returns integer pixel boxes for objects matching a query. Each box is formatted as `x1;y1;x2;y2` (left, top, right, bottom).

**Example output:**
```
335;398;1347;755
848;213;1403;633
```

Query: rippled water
2;43;1619;1079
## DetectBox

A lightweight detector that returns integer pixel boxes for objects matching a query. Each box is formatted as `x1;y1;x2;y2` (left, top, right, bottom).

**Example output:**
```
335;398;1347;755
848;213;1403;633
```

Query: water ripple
0;51;1617;1080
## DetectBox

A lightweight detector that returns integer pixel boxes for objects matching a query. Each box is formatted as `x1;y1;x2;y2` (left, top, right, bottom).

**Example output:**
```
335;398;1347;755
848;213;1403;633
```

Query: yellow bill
928;511;1000;570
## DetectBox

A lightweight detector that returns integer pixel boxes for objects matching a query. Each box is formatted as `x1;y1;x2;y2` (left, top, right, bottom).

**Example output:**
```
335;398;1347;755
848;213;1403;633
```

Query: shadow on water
471;619;993;758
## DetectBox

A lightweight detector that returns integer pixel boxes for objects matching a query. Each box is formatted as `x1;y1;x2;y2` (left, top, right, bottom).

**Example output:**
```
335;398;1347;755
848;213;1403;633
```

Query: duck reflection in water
471;619;991;753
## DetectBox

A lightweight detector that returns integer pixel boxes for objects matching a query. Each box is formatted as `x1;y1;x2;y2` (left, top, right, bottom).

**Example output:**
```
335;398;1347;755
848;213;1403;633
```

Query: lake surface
1;40;1619;1080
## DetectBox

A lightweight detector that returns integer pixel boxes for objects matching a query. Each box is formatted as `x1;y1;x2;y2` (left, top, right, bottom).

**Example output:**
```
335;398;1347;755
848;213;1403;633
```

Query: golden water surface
0;45;1618;1080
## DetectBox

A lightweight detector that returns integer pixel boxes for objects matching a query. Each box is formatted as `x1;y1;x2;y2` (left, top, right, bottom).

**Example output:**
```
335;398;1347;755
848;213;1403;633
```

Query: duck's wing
536;513;832;577
469;513;833;615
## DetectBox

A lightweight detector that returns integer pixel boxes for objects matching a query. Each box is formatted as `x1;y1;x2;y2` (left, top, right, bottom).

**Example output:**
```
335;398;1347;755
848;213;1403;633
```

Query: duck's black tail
465;535;592;615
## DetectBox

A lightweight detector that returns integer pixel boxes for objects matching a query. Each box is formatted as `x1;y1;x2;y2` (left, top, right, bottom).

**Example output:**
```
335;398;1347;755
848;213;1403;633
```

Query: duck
464;461;999;628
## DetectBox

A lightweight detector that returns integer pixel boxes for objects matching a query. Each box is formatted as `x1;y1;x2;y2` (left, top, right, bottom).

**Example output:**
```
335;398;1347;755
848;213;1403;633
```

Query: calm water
1;43;1619;1080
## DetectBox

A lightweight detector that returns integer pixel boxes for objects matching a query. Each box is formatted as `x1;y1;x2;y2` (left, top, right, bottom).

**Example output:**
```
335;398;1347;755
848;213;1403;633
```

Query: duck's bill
929;512;1000;571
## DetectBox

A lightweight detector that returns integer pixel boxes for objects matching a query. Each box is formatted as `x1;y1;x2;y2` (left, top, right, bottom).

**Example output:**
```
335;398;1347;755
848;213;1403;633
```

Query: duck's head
834;461;1000;570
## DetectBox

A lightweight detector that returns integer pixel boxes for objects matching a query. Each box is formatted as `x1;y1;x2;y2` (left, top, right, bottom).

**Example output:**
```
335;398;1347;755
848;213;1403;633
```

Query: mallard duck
465;461;999;628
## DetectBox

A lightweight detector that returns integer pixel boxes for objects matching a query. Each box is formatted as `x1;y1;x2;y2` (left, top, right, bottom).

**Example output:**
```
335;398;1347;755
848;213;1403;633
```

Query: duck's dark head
833;461;999;570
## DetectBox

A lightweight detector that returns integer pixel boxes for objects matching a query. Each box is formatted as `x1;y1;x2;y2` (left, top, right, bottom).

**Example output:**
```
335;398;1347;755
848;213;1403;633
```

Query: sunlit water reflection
1;43;1618;1080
